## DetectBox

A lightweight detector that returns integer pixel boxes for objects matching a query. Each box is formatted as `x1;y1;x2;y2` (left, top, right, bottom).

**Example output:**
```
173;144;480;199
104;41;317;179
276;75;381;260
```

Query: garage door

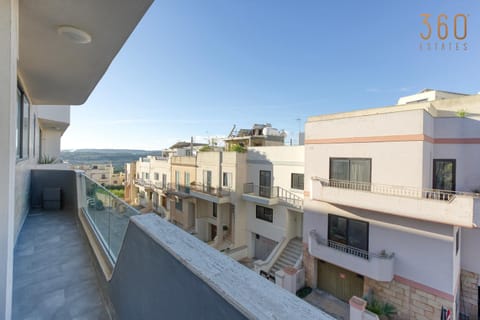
317;261;364;302
254;234;278;260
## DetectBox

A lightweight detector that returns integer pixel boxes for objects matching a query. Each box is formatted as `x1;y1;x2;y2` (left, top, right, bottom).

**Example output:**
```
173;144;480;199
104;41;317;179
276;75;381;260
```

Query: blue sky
62;0;480;150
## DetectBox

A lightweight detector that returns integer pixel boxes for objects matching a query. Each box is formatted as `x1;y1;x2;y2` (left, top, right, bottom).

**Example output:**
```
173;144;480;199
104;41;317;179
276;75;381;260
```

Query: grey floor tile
13;211;110;320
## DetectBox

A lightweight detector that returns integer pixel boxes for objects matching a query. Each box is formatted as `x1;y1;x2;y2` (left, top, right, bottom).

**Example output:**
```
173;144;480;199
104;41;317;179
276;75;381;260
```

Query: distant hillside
60;149;163;171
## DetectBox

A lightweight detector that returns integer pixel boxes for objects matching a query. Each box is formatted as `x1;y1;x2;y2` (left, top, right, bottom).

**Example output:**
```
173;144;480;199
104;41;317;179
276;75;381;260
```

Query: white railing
244;183;304;209
309;230;394;260
312;177;480;202
278;187;303;209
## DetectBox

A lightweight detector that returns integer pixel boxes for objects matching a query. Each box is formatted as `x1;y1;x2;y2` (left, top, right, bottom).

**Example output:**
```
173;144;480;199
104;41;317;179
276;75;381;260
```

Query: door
317;261;364;302
204;170;212;192
259;170;272;198
210;224;217;241
188;202;195;229
433;159;456;191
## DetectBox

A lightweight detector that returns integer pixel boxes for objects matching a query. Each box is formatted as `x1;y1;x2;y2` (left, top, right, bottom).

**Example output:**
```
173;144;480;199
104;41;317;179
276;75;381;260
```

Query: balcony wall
308;231;395;282
110;214;331;320
311;180;480;227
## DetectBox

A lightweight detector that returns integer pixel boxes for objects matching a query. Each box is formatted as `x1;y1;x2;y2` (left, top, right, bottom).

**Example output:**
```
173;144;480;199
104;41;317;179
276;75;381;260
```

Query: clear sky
62;0;480;150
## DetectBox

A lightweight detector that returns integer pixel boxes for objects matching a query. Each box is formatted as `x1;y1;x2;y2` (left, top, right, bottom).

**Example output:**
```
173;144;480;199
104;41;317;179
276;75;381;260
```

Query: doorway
433;159;456;191
259;170;272;198
317;261;364;302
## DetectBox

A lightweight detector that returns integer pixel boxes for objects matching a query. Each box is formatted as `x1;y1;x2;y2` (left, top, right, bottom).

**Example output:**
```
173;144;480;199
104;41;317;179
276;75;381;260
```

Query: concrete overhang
18;0;153;105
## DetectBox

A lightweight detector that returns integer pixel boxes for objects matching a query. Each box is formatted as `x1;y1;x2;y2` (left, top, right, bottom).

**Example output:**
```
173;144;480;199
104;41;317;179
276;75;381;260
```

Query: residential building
73;163;115;186
1;1;328;319
149;155;171;216
224;123;286;150
167;155;197;231
303;91;480;319
124;162;137;203
242;146;305;280
191;151;248;254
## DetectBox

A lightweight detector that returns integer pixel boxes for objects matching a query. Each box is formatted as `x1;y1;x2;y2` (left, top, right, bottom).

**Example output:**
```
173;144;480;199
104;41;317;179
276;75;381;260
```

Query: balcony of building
13;169;331;319
308;230;395;282
242;183;303;210
311;177;480;227
165;183;192;198
190;182;232;204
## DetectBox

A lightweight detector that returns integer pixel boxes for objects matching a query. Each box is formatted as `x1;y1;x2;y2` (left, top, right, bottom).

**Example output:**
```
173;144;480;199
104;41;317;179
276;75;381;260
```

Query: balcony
165;183;191;198
190;182;232;204
242;183;303;210
311;177;480;227
13;169;331;319
308;230;395;282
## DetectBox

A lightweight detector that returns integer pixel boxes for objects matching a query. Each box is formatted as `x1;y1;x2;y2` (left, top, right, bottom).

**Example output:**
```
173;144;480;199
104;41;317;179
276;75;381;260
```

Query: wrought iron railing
243;183;303;208
309;230;394;260
190;182;231;197
166;183;190;194
312;177;480;202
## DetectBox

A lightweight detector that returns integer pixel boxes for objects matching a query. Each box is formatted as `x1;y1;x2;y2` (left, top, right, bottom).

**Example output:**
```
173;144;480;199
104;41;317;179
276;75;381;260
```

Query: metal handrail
312;177;480;202
243;183;279;199
309;230;394;260
190;182;231;197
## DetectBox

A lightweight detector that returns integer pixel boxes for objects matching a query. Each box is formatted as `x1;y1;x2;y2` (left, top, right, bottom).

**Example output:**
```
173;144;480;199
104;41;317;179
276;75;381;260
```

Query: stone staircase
269;237;303;279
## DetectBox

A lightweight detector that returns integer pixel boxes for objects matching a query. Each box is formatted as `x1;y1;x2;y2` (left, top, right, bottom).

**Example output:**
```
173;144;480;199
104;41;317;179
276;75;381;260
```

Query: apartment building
242;146;305;280
303;91;480;319
167;155;197;231
224;123;286;149
73;163;115;186
124;162;137;203
191;151;248;253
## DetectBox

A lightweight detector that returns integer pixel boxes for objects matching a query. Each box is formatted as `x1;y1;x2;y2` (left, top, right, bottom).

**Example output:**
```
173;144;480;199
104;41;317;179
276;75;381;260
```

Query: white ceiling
18;0;153;105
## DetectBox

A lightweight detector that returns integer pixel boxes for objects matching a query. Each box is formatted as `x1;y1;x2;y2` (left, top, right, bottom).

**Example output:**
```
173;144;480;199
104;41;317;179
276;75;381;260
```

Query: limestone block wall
460;269;478;319
364;277;454;320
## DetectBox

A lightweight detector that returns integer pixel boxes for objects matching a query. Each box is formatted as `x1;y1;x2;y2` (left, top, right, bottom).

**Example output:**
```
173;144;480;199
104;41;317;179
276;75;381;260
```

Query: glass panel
82;175;140;262
330;159;349;181
328;215;347;244
350;159;371;183
16;89;22;158
347;219;368;251
433;160;455;191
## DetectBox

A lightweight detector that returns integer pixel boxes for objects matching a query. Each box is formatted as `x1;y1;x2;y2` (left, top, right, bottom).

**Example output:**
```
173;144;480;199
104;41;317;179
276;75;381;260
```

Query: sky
62;0;480;150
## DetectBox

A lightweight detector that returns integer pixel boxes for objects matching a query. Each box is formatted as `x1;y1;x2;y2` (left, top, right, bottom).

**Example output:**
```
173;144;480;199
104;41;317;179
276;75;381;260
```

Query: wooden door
317;261;364;302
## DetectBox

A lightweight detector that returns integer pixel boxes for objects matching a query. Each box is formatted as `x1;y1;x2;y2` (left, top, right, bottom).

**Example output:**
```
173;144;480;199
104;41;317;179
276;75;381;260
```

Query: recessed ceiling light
57;25;92;44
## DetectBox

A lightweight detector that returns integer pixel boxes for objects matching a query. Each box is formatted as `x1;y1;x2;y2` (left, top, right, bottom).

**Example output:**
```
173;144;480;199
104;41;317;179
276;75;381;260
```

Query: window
213;203;217;218
175;199;183;211
330;158;371;190
223;172;232;188
291;173;304;190
101;174;106;179
162;174;167;189
16;87;30;160
433;159;456;191
328;214;369;256
175;171;180;189
256;205;273;223
145;173;149;180
154;173;159;180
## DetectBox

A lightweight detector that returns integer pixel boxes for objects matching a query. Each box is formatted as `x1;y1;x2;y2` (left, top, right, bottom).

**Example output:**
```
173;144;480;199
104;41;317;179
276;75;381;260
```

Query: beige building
191;151;248;253
73;163;115;186
167;155;197;231
303;91;480;319
224;123;286;150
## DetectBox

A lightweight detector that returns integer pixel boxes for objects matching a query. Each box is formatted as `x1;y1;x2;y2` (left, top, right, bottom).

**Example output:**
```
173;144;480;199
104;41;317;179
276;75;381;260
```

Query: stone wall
460;269;478;319
303;243;316;288
365;277;454;320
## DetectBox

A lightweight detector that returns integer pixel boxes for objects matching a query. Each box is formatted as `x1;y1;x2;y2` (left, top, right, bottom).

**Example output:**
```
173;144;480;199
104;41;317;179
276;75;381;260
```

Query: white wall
304;200;457;295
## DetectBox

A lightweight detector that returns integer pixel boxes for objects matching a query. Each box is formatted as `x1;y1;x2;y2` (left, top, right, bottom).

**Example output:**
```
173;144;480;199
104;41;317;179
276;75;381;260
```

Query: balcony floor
13;210;111;320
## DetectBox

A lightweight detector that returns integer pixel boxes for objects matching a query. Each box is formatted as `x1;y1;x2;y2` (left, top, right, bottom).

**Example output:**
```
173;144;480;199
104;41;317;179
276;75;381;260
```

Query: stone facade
364;277;454;320
460;269;478;319
303;243;316;288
